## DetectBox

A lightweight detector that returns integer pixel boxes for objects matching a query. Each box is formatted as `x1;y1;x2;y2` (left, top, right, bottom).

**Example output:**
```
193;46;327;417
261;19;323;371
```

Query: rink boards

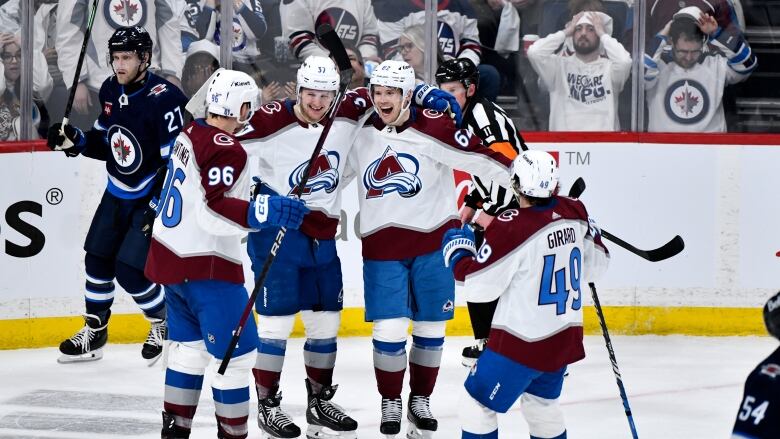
1;133;778;349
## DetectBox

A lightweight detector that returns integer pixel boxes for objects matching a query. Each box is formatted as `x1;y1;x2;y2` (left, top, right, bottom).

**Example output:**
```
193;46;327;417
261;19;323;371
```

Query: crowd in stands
0;0;769;140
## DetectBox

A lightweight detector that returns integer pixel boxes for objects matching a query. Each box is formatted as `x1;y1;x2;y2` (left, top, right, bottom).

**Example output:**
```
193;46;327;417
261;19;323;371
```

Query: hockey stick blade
601;230;684;262
567;177;586;198
316;23;352;73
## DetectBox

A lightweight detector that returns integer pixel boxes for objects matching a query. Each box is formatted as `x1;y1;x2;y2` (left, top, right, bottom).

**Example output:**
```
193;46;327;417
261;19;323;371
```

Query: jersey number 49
538;247;582;315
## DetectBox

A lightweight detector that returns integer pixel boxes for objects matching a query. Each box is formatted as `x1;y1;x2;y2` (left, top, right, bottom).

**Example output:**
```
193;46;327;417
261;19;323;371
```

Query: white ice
0;335;775;438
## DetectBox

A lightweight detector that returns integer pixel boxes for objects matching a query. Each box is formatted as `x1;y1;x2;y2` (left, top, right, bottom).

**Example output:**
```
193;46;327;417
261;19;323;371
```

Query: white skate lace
409;396;434;420
145;319;166;347
69;315;106;353
268;406;296;428
319;399;349;421
381;398;402;423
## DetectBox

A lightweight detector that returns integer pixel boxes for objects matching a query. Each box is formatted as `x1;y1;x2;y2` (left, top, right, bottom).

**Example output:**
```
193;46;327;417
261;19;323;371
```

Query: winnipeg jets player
348;59;512;438
144;69;307;439
47;26;187;365
442;150;610;439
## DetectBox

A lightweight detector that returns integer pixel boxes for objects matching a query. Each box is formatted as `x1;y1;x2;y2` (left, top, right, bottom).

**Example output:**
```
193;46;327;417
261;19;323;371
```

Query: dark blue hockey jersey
82;72;187;199
732;346;780;438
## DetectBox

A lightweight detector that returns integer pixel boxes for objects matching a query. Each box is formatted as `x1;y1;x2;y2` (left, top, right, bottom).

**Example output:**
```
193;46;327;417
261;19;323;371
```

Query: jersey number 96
158;160;186;227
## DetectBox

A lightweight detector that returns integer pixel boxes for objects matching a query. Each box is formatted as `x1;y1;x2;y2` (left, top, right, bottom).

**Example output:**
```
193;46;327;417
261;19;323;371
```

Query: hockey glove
414;84;464;127
248;194;309;230
141;196;161;237
47;123;85;157
442;224;477;269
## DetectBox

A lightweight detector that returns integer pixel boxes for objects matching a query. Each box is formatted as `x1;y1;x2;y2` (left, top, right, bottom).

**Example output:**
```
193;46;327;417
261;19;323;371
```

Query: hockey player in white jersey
348;60;512;438
239;55;460;439
442;150;610;439
644;7;757;132
145;69;307;439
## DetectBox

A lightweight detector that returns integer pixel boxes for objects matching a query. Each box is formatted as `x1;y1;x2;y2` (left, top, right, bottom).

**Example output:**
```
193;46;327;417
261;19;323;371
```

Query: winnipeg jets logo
214;19;247;51
760;363;780;379
288;149;340;195
107;125;143;174
105;0;147;27
147;84;167;96
363;146;422;199
316;8;360;44
664;79;709;125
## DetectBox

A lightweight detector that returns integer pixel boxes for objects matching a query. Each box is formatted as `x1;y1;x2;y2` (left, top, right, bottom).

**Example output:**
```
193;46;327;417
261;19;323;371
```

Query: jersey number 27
538;247;582;315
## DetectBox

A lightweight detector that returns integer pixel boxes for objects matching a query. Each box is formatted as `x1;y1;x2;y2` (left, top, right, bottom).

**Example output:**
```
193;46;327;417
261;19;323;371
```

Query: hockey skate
57;313;108;363
380;397;402;438
141;317;166;366
258;392;301;438
161;411;190;438
406;395;437;439
304;379;357;438
461;338;487;368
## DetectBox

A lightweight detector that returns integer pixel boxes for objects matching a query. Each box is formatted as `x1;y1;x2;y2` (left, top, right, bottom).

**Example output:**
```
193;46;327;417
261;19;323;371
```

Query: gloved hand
441;223;476;269
248;194;309;230
414;84;464;127
141;196;161;237
47;123;85;157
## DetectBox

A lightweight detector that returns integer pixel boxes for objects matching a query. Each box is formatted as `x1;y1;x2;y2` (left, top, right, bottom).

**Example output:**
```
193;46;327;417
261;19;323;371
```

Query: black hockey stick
218;23;354;375
56;0;98;148
589;282;640;439
566;178;684;262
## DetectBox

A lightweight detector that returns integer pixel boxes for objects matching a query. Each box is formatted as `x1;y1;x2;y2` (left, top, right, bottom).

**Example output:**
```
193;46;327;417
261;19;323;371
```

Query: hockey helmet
296;55;340;96
764;291;780;340
108;26;153;65
435;58;480;90
510;150;559;200
370;60;416;109
206;69;259;124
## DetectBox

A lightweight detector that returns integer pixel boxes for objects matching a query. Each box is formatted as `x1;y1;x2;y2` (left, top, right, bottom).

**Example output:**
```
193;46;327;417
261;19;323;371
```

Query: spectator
527;11;631;131
55;0;185;130
0;32;52;140
397;25;426;82
181;39;220;98
280;0;380;62
194;0;267;72
644;7;757;132
345;44;368;88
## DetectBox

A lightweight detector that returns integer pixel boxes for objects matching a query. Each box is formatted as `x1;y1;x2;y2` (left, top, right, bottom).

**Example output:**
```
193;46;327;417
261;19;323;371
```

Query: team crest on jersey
442;299;454;313
363;146;422;199
437;21;457;57
107;125;143;174
664;79;709;124
147;83;167;96
104;0;147;28
760;363;780;378
422;109;443;119
214;18;247;52
288;149;340;195
261;101;283;114
316;8;360;44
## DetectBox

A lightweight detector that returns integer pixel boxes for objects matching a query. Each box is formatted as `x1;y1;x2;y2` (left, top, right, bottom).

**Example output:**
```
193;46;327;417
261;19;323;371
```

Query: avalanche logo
437;21;457;57
316;8;360;45
664;79;709;125
363;146;422;199
288;149;340;195
104;0;147;28
107;125;143;175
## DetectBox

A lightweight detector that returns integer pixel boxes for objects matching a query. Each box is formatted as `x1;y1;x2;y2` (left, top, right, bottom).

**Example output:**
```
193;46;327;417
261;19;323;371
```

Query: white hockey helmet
296;55;340;96
206;69;259;124
369;60;416;110
510;150;559;199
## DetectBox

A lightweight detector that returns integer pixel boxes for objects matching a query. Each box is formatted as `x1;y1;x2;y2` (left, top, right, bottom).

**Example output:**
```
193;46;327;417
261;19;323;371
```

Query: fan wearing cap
527;10;632;131
644;6;757;132
442;150;610;439
731;291;780;438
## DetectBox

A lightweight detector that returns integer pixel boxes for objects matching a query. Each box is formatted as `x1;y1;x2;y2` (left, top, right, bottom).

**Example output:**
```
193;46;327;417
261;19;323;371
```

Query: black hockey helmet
108;26;153;65
435;58;479;90
764;291;780;340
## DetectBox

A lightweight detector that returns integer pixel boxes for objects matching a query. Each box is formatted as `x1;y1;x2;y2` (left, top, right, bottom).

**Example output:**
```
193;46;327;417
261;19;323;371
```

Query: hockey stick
566;178;684;262
589;282;640;439
56;0;99;149
218;23;354;375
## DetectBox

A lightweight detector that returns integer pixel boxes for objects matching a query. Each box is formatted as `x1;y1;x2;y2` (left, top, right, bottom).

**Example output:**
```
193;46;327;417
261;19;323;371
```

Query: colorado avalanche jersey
453;196;609;372
374;0;482;64
56;0;185;92
82;73;187;200
239;89;372;240
281;0;380;61
527;31;632;131
145;120;253;285
731;346;780;439
350;107;512;260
